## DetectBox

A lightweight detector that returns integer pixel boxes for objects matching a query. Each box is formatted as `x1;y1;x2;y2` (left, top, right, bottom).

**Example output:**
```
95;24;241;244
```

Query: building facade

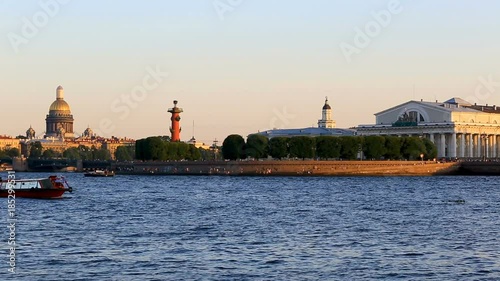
0;136;20;152
357;98;500;159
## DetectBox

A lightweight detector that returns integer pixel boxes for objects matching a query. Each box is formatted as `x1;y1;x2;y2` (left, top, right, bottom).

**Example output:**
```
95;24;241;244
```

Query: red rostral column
168;100;183;142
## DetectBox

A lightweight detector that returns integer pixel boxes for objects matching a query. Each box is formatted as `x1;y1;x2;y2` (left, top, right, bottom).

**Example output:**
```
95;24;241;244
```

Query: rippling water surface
1;173;499;280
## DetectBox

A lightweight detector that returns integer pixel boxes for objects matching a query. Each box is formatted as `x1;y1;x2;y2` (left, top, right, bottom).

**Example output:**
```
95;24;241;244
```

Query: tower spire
56;85;64;99
318;97;336;128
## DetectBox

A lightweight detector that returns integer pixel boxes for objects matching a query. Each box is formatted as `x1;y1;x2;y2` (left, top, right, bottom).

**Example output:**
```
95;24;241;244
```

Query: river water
0;173;499;280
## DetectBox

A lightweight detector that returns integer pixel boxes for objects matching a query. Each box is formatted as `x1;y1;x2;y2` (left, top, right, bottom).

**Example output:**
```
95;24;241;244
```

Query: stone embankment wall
113;160;460;176
458;161;500;175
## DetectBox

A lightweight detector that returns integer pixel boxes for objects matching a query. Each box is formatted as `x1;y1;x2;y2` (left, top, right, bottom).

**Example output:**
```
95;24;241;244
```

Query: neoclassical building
45;85;75;139
256;97;355;138
357;98;500;159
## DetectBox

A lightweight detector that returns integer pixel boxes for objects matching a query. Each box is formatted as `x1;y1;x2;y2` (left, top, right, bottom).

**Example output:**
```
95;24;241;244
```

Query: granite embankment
113;160;461;176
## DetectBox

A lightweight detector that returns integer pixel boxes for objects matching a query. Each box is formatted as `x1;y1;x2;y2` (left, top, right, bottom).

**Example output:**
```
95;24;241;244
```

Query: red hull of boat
0;189;69;199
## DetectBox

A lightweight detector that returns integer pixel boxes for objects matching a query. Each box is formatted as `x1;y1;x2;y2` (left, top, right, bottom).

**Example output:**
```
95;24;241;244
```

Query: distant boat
0;175;73;199
84;170;115;177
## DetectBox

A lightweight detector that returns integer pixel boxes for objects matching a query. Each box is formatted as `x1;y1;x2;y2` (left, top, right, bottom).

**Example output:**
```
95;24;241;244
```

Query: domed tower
45;86;75;139
26;125;36;140
168;100;183;142
318;97;336;128
82;126;95;139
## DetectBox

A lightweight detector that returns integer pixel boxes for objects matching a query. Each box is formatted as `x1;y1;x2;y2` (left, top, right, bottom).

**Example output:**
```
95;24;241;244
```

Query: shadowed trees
222;134;246;160
29;141;43;158
135;137;202;161
363;136;386;160
269;137;288;159
316;136;342;160
289;136;315;160
246;134;269;159
115;146;134;161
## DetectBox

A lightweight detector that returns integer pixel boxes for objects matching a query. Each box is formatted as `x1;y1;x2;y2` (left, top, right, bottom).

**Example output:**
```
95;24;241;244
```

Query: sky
1;0;500;144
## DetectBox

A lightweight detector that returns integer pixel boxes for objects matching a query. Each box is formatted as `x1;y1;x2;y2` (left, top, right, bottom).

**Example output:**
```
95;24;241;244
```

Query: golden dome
49;99;71;112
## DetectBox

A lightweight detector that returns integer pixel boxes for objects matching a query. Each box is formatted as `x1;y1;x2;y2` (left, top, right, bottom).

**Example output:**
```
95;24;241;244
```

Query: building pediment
375;101;455;125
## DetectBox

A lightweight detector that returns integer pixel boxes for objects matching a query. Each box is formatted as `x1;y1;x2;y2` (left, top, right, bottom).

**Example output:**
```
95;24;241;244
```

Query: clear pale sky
1;0;500;144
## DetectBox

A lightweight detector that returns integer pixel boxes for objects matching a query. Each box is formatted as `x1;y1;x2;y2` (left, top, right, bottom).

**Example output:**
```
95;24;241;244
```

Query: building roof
49;99;71;112
375;98;487;116
444;97;472;106
322;97;331;110
256;127;356;138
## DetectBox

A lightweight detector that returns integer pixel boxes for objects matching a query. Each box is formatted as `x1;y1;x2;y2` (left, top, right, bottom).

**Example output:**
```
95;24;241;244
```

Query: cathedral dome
83;126;95;138
26;126;36;139
49;99;71;112
48;85;71;113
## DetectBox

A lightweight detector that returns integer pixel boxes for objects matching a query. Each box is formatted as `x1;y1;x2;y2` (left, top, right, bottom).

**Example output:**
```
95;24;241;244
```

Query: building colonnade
388;132;500;159
427;132;500;159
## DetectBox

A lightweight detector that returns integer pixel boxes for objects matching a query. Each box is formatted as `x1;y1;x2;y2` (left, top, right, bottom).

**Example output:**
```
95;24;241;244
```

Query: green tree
115;146;134;161
401;137;426;160
78;145;93;160
384;136;403;160
339;136;360;160
177;143;190;160
93;148;112;161
269;137;289;159
222;134;246;160
29;141;43;158
315;136;341;159
139;137;165;161
63;147;81;160
198;148;213;160
187;145;202;161
246;134;269;159
135;139;146;160
42;149;57;159
423;138;438;160
289;136;315;160
5;148;20;158
363;136;386;160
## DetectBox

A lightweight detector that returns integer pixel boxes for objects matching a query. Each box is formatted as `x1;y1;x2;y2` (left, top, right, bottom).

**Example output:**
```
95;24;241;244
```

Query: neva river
1;173;499;280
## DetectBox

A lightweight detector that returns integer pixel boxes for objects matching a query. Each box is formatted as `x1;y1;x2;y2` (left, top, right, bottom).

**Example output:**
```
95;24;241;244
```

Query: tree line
135;137;202;161
0;148;20;159
222;134;438;161
25;141;134;161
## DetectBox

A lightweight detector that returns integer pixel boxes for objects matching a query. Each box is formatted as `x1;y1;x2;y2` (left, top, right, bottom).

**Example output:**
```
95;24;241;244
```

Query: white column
490;135;497;158
486;136;490;158
467;134;473;158
429;133;435;144
439;134;446;158
475;134;481;158
459;134;465;158
450;133;457;158
497;135;500;158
